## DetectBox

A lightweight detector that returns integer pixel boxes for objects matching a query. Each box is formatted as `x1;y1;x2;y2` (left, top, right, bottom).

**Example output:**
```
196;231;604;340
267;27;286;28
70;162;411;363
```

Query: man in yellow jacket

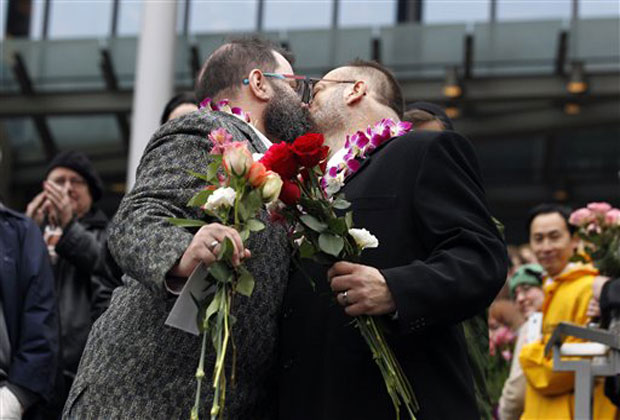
519;204;617;419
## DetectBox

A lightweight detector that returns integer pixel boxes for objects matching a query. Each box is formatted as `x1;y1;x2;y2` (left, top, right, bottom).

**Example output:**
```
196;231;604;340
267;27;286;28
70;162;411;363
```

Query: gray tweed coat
63;111;290;419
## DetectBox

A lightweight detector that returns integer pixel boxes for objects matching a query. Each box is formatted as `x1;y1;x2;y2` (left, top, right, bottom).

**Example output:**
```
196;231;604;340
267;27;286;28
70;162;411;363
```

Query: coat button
282;358;294;370
282;307;293;320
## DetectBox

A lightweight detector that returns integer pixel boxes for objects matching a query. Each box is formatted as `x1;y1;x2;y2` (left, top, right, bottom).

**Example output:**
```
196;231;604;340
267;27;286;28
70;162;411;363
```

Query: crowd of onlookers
0;94;199;419
489;204;619;419
1;92;617;419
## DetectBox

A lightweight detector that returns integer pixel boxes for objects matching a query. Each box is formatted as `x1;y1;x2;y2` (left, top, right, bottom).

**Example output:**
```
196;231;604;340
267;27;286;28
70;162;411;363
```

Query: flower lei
321;118;413;195
199;97;252;125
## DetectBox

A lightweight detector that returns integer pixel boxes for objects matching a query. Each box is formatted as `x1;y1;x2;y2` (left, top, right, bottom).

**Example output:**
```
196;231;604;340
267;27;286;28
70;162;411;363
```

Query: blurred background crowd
0;0;618;419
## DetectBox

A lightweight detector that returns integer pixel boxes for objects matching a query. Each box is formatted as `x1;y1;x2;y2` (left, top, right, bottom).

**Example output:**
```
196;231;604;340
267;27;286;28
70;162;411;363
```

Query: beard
264;83;315;143
309;86;346;135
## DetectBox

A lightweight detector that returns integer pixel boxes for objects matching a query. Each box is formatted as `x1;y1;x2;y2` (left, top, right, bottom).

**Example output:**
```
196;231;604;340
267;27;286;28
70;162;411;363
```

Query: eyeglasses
243;73;356;104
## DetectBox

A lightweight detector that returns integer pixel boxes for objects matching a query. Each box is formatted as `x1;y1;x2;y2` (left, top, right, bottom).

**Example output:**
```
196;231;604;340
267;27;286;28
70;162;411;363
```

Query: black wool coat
278;130;508;420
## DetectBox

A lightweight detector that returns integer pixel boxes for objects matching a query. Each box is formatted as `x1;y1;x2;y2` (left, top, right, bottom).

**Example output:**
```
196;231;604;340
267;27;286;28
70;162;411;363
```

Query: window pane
118;0;143;36
579;0;620;18
31;0;46;39
497;0;571;21
0;0;7;40
190;0;257;33
116;0;184;35
2;118;45;163
339;0;396;27
425;0;490;24
264;0;332;30
48;0;112;39
48;115;123;151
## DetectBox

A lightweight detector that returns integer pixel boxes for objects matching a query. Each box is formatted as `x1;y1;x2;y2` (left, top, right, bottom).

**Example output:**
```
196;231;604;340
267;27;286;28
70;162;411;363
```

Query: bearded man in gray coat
63;37;312;419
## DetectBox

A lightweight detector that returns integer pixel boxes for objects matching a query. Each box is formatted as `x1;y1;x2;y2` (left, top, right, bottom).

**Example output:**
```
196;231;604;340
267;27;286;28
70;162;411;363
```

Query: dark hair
403;109;446;129
406;101;454;130
160;91;197;125
346;59;404;118
527;203;575;235
195;36;294;103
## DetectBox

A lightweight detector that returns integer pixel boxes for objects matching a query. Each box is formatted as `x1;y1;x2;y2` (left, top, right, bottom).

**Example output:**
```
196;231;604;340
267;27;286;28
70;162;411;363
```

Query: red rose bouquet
261;133;418;419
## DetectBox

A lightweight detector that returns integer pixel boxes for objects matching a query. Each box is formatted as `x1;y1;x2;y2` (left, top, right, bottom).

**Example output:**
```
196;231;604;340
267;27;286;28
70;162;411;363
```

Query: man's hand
587;275;611;319
25;191;48;226
328;261;396;316
593;275;610;301
43;180;74;228
168;223;251;278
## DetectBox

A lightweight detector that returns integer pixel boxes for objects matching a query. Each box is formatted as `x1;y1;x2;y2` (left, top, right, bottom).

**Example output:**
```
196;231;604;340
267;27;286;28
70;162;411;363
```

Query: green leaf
570;254;588;263
312;252;337;265
318;233;344;257
217;237;234;262
328;217;347;235
240;229;250;242
299;239;316;259
345;212;353;229
187;189;214;207
239;189;263;222
492;216;505;240
204;291;222;323
332;198;351;210
235;267;255;297
209;261;232;283
206;161;221;181
300;214;328;233
246;219;265;232
168;218;207;228
185;169;210;181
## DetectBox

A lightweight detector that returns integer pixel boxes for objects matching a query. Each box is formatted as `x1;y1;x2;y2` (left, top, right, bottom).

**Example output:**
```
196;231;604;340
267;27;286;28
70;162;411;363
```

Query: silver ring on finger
208;240;219;251
342;290;349;306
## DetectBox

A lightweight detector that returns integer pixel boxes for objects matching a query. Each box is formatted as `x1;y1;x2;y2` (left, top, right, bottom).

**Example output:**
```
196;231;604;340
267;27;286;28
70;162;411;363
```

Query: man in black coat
0;203;59;419
278;61;508;419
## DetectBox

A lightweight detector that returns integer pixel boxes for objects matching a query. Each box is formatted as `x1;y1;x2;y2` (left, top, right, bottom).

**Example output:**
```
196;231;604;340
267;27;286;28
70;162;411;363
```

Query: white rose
324;173;345;196
203;187;236;211
348;228;379;250
260;171;283;203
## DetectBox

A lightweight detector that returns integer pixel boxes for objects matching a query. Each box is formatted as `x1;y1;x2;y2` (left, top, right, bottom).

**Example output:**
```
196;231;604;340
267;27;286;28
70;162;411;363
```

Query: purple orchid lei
199;97;252;124
321;118;413;195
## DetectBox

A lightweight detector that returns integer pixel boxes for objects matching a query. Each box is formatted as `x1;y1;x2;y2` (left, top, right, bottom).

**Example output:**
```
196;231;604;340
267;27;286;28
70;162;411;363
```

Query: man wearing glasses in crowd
25;150;114;417
63;37;313;419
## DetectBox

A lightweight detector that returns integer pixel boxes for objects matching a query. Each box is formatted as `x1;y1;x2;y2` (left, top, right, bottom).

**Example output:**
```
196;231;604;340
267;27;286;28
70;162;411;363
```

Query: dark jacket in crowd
52;207;115;377
0;205;59;409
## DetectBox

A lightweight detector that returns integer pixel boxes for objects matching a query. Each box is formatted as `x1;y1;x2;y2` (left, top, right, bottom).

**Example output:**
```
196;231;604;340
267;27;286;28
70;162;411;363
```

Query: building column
126;1;177;189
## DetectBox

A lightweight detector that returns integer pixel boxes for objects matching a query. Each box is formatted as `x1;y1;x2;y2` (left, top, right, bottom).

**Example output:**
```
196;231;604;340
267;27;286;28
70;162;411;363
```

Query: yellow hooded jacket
519;263;617;419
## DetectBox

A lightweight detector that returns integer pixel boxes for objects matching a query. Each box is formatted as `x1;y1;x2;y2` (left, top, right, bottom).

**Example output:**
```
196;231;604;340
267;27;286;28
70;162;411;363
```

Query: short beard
310;85;347;137
264;83;315;143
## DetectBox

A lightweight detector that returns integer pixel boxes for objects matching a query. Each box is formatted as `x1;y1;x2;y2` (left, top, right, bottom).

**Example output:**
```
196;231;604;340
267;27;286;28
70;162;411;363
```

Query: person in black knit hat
404;101;455;131
25;150;117;417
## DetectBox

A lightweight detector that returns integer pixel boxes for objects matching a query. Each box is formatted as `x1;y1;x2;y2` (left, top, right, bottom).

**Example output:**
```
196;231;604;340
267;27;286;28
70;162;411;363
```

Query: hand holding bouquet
169;128;282;420
262;133;418;419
